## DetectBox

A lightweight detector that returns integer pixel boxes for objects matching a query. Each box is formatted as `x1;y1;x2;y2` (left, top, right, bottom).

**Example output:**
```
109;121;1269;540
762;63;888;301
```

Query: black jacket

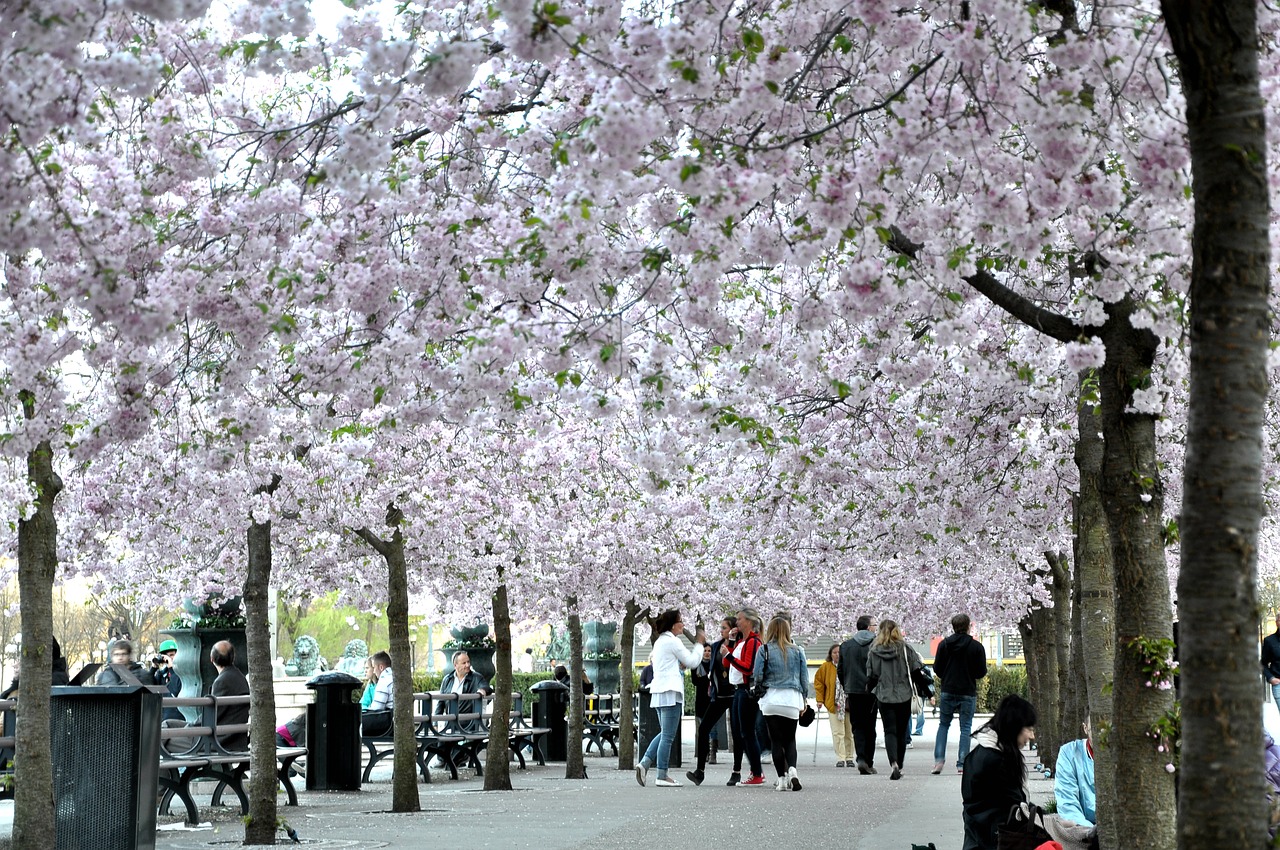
961;731;1026;850
934;632;987;697
837;630;876;694
707;638;734;701
439;670;492;732
211;665;250;751
1263;632;1280;680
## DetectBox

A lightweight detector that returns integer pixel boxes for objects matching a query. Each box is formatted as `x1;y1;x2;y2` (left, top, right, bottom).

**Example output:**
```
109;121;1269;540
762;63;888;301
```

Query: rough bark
243;474;282;845
1163;3;1271;848
564;598;587;779
353;507;420;811
964;269;1177;849
1074;390;1117;849
1048;550;1071;768
483;571;513;791
12;435;61;850
1018;596;1058;769
617;599;648;770
1095;301;1177;850
1060;547;1086;744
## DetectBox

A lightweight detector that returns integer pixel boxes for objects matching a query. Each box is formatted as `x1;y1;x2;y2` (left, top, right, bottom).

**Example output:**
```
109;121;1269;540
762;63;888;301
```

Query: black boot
708;740;719;765
685;768;704;785
726;771;741;786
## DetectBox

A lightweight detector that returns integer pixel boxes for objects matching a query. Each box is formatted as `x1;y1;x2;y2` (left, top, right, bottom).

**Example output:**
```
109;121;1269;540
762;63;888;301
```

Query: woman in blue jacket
753;612;813;791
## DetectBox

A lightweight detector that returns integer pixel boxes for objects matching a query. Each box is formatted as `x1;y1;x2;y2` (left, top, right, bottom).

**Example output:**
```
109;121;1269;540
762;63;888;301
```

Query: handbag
902;645;924;714
997;803;1055;850
747;643;769;699
798;705;816;727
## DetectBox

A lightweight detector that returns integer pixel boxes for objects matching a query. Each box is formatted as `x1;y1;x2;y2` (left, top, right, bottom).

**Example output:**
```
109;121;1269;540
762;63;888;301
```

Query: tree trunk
1163;3;1271;848
1074;389;1117;849
1018;598;1058;769
353;507;420;812
12;436;61;850
243;475;282;845
483;572;513;791
1048;550;1071;769
1096;303;1177;850
617;599;647;770
564;598;587;779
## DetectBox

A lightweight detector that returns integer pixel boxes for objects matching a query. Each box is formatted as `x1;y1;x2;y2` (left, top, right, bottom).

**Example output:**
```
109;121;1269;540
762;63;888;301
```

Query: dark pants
695;697;733;770
764;714;798;777
878;700;911;767
730;688;764;776
847;692;879;766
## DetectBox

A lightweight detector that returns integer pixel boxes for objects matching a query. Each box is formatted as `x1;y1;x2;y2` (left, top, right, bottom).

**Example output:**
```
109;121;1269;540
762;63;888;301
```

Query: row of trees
0;0;1274;846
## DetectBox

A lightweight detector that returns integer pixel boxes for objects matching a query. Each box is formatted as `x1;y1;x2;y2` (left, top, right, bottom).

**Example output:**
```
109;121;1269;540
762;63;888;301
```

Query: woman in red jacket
724;608;766;786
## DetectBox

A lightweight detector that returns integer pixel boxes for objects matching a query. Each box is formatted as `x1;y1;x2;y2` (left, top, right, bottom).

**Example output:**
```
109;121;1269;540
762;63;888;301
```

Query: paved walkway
2;714;1055;849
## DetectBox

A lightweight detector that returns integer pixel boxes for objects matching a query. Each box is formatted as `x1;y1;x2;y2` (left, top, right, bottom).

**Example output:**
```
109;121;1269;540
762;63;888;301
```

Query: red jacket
724;632;762;680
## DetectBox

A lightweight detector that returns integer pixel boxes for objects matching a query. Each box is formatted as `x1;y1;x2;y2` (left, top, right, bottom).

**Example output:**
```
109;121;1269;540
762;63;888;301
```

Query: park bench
157;695;306;826
359;691;472;783
583;693;624;756
505;692;550;768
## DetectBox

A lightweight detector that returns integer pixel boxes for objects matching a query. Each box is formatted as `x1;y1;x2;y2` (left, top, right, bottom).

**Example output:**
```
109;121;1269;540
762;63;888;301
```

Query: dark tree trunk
353;507;420;812
1018;597;1058;767
13;436;61;850
564;598;586;779
1060;547;1086;744
617;599;647;770
962;270;1177;848
483;572;513;791
243;475;282;845
1047;550;1071;769
1074;389;1117;849
1094;303;1177;850
1163;3;1271;848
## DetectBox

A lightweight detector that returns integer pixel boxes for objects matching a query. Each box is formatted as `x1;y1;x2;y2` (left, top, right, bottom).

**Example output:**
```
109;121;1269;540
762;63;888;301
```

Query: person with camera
634;609;705;787
725;608;766;786
686;616;736;785
151;639;184;721
95;638;157;686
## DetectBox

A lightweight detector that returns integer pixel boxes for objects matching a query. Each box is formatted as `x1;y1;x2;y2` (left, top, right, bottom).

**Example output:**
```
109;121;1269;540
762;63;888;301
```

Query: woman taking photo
753;612;813;790
725;607;766;786
635;609;706;787
814;644;853;767
961;695;1038;850
866;618;925;780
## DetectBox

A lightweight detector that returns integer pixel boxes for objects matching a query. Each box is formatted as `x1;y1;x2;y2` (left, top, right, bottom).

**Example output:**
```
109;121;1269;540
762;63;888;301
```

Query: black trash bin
51;684;162;850
638;689;682;767
530;679;569;761
306;671;363;791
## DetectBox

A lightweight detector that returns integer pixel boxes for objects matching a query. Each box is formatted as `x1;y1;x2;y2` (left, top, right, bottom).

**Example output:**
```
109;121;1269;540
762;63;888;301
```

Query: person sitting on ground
210;640;250;750
361;651;394;736
961;695;1037;850
1054;720;1097;829
95;638;157;686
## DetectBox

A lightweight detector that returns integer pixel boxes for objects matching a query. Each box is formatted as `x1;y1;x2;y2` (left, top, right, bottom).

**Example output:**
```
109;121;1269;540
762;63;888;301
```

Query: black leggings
695;697;733;770
764;714;798;777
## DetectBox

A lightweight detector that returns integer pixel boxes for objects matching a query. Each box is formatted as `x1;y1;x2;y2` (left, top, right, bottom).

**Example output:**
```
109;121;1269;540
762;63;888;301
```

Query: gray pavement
2;714;1056;849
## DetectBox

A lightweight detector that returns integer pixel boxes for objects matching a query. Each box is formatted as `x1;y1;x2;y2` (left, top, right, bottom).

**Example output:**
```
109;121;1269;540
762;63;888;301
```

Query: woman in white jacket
636;609;706;787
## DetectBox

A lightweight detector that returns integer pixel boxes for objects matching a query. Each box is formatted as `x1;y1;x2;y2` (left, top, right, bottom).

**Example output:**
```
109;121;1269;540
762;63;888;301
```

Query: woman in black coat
961;695;1037;850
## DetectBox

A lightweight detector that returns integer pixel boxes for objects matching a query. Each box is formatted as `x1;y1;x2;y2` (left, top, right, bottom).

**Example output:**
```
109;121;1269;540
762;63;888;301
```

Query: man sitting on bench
430;651;493;768
210;640;250;750
361;651;394;736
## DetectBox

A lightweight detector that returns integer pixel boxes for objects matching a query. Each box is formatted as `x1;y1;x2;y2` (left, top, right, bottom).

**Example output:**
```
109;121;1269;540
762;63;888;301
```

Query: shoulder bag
902;644;923;715
996;803;1055;850
748;642;769;699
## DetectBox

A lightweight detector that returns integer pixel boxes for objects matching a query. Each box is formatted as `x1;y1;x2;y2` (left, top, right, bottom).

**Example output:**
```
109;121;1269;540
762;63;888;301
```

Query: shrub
412;671;556;710
980;666;1028;712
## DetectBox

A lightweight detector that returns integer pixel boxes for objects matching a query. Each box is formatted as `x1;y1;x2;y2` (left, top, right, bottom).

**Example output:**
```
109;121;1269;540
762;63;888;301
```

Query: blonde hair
872;618;904;647
737;607;763;634
764;613;793;669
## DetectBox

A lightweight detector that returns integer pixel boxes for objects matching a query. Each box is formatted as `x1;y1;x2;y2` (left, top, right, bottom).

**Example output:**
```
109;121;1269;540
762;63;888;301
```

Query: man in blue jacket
1054;720;1097;828
932;613;987;774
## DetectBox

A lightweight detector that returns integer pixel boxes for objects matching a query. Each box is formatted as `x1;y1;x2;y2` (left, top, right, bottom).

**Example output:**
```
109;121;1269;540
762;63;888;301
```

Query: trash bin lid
530;679;569;691
306;671;363;689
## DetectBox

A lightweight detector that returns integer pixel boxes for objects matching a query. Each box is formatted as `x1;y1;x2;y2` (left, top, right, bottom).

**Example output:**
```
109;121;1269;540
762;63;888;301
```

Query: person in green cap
153;639;184;721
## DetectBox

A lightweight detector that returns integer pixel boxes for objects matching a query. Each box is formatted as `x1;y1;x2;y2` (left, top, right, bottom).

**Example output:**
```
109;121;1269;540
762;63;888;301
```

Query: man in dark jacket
1262;613;1280;707
838;614;879;774
210;640;250;751
94;638;157;687
932;613;988;774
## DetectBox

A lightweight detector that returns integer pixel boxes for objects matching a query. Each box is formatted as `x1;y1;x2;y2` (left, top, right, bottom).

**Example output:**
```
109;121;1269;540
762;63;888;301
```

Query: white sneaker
635;764;648;787
773;776;788;791
907;740;915;749
655;776;681;787
787;766;802;791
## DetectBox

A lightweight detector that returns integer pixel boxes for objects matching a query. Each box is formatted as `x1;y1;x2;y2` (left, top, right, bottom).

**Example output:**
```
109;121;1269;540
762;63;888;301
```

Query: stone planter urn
442;622;495;681
164;595;248;720
583;621;620;694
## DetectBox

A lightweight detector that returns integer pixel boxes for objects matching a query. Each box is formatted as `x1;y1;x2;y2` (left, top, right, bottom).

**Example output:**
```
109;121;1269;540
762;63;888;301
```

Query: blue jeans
933;692;977;768
640;703;682;777
1271;681;1280;707
913;701;926;736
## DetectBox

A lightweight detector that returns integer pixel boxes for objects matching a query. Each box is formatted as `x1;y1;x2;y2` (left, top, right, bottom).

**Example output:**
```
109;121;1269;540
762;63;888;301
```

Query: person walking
687;616;736;785
754;612;813;790
866;619;925;781
933;613;988;774
838;614;879;773
636;609;705;787
814;644;853;766
725;608;767;786
961;695;1038;850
